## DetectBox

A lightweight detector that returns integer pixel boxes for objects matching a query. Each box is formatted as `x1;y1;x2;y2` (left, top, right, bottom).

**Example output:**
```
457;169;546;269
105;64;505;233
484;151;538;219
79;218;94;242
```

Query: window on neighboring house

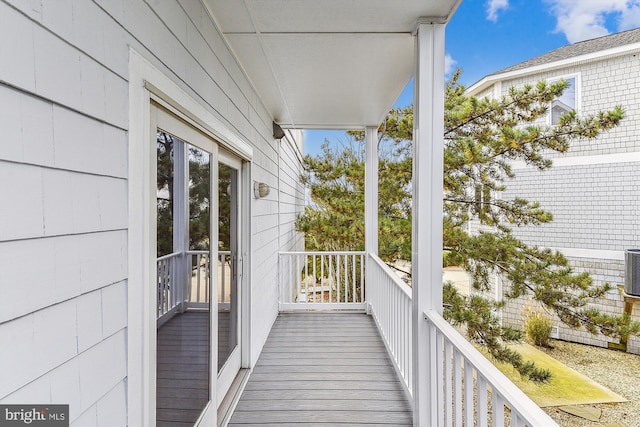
474;183;491;224
550;76;577;125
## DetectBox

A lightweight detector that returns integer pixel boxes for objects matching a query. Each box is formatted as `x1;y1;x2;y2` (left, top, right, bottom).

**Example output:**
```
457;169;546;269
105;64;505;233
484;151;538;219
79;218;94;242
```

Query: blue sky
304;0;640;156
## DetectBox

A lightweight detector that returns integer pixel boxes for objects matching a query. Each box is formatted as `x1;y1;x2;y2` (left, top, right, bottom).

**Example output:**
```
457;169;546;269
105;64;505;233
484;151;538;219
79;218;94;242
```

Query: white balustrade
156;252;184;323
279;251;366;311
424;309;559;427
157;250;232;324
367;253;413;395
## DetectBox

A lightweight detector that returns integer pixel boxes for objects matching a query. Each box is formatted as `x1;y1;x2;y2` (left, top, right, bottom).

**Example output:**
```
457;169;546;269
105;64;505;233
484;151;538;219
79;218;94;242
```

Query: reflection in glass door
152;103;244;420
155;128;212;425
216;157;242;403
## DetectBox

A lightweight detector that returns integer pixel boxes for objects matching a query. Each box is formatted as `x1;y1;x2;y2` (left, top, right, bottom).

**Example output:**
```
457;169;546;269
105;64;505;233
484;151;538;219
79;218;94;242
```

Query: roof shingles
490;27;640;76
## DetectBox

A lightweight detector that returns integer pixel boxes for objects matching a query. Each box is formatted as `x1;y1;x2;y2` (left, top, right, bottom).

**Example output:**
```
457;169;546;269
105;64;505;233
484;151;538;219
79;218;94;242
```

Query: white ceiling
205;0;461;129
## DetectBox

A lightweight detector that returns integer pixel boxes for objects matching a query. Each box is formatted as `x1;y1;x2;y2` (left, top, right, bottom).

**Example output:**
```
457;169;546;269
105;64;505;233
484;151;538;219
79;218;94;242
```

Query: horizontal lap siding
0;0;298;424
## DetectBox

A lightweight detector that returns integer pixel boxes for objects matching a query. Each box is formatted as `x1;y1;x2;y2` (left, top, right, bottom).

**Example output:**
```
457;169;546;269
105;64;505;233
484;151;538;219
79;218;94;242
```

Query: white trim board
468;44;640;95
510;151;640;169
551;247;625;261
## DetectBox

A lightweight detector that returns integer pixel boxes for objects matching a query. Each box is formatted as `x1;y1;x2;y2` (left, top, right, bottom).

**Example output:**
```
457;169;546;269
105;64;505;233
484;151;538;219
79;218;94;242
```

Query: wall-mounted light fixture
254;181;270;199
273;121;285;140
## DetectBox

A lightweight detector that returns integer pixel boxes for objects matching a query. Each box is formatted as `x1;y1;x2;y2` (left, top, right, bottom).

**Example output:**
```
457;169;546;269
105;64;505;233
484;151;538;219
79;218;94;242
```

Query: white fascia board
467;42;640;95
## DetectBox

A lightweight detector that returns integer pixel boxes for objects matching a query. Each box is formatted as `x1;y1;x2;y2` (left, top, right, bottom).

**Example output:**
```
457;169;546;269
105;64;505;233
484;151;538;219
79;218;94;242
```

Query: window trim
547;73;581;125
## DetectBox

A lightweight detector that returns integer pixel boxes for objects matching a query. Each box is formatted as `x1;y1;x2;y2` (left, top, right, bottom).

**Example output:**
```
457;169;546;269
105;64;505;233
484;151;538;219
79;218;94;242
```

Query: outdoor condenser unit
625;249;640;296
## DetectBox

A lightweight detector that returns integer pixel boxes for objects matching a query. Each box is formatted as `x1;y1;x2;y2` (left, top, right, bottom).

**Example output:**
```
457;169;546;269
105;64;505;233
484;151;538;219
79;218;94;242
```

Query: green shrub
524;310;553;347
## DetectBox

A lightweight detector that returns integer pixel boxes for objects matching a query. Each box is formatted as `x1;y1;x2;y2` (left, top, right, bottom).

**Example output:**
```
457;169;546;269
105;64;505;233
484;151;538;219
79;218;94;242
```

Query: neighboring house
467;28;640;354
0;1;560;426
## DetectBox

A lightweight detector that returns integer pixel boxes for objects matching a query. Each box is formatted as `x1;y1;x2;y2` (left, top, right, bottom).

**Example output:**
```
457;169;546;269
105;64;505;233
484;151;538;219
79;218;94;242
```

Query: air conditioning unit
625;249;640;296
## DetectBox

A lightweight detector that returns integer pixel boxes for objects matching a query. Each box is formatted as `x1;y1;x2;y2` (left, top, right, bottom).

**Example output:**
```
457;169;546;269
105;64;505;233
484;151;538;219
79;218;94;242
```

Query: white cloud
546;0;640;43
445;54;457;76
486;0;509;22
619;2;640;30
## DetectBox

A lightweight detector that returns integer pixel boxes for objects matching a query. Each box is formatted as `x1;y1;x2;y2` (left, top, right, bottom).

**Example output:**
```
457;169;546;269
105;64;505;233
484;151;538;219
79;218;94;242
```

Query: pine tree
297;70;639;381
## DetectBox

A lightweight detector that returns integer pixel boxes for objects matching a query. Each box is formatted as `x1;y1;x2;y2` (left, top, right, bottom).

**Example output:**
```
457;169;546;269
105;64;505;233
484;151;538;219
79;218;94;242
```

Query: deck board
156;310;232;426
228;312;412;425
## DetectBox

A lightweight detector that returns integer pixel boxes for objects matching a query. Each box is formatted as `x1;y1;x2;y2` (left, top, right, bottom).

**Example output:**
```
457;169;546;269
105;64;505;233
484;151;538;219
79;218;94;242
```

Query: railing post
413;21;445;427
365;126;378;313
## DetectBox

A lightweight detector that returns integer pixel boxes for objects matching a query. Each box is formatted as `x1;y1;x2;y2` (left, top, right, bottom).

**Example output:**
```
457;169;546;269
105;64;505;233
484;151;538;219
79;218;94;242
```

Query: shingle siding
471;31;640;354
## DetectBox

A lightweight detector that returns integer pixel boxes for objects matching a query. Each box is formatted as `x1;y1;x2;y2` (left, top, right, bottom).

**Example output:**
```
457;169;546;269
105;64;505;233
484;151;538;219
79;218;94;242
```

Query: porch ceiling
204;0;461;129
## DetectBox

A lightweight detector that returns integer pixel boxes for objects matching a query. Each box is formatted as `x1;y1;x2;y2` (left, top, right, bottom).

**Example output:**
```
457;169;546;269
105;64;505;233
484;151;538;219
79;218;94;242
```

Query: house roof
469;27;640;94
203;0;461;129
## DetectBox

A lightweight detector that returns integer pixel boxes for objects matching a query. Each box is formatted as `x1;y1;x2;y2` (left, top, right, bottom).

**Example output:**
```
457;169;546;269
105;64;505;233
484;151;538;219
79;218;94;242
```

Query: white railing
157;252;185;322
424;310;559;427
368;254;413;396
186;250;232;307
157;250;232;324
279;251;366;311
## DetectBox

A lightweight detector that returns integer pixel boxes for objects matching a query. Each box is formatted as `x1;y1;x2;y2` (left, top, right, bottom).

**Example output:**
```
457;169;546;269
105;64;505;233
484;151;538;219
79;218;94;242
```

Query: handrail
424;309;559;427
157;251;181;262
369;254;412;297
280;251;366;256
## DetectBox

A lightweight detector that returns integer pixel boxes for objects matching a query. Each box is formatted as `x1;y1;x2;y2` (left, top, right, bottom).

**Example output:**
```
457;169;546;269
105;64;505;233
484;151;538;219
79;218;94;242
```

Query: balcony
156;251;558;426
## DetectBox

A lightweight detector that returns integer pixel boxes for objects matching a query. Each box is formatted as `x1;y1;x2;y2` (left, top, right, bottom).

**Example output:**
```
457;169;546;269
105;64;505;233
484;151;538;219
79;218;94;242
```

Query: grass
482;343;627;407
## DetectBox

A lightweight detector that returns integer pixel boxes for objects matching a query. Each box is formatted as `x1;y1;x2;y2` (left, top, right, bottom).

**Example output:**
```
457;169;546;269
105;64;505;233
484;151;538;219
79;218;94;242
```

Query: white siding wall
0;0;302;423
473;53;640;352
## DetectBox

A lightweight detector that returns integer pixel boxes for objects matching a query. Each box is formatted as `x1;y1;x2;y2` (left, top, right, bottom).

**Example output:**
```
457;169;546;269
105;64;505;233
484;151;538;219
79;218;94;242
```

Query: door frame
128;49;253;427
216;151;243;407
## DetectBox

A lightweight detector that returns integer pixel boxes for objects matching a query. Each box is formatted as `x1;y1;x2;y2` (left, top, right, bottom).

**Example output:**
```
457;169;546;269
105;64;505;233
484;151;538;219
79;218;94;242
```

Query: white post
365;125;379;313
365;126;379;255
173;139;189;311
412;21;445;426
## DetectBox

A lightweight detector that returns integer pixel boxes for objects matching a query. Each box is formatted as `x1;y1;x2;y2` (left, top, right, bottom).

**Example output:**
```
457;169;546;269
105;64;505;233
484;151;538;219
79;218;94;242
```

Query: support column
173;139;189;310
412;21;445;426
364;126;379;314
364;126;379;255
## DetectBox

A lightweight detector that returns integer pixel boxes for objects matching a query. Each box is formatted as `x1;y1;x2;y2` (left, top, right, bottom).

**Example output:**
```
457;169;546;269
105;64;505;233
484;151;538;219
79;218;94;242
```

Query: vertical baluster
336;254;341;303
393;284;398;359
478;375;488;427
163;259;168;314
205;252;210;304
312;254;317;303
328;254;332;302
165;259;169;313
445;341;453;427
196;254;202;303
340;254;345;303
295;254;302;302
221;252;226;304
453;349;463;427
351;254;356;303
321;254;326;304
436;330;445;427
512;414;524;427
493;393;505;427
288;254;293;304
169;255;175;310
360;254;364;303
464;359;473;427
304;255;313;304
344;254;349;303
157;261;161;317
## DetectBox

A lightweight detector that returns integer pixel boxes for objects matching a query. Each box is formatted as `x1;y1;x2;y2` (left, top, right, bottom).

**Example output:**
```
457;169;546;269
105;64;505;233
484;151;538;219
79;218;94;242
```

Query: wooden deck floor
228;312;413;426
156;310;232;426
